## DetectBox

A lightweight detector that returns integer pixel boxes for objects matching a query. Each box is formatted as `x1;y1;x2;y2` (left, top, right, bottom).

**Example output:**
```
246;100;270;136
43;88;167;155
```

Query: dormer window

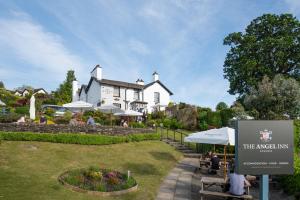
113;86;120;97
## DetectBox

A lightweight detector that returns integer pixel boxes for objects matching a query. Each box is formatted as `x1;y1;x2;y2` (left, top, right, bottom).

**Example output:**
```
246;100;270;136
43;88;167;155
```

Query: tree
223;14;300;96
54;70;76;104
216;102;228;111
244;75;300;119
0;81;4;89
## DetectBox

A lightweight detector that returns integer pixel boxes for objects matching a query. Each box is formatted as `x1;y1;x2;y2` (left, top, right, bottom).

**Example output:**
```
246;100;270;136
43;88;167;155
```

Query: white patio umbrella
184;127;235;145
114;109;143;116
63;101;93;112
95;105;122;113
29;95;36;120
95;105;123;126
0;99;6;106
184;127;235;178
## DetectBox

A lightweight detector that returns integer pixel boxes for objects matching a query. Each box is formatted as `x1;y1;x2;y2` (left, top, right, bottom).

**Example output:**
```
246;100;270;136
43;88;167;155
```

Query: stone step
180;149;195;153
183;153;202;158
175;146;192;151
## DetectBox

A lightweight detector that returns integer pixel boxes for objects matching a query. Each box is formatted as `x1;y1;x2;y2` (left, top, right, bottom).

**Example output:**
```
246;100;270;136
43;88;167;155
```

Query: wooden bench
199;190;253;200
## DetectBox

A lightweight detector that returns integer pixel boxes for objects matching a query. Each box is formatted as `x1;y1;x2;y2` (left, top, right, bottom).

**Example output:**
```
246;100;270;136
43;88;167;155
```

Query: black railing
158;127;192;149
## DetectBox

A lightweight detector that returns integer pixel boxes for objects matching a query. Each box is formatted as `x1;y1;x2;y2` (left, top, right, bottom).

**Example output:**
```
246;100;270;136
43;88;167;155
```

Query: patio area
156;157;295;200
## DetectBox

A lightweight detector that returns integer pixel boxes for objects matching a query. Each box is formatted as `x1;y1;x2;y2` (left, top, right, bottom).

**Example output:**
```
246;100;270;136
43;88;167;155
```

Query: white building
73;65;173;113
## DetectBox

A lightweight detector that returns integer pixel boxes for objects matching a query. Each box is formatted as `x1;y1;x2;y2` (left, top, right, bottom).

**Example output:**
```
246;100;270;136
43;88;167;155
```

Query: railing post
167;128;169;139
181;132;183;145
173;130;175;141
160;127;163;140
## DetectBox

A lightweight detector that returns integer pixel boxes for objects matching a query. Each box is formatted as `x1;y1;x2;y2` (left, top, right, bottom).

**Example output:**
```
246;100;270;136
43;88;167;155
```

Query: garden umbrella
114;109;143;116
29;95;36;120
95;105;123;126
63;101;93;112
184;127;235;178
0;99;6;106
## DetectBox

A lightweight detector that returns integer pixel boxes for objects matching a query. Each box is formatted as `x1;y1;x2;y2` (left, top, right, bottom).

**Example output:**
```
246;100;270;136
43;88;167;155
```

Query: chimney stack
72;79;79;102
91;65;102;80
136;79;144;85
153;71;159;82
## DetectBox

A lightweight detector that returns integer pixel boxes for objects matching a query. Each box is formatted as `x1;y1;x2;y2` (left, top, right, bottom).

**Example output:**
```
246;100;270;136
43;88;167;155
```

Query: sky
0;0;300;109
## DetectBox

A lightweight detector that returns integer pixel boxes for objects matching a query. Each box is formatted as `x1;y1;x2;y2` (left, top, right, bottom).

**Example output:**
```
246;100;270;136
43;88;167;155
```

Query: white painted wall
86;80;101;106
100;85;139;110
144;82;170;113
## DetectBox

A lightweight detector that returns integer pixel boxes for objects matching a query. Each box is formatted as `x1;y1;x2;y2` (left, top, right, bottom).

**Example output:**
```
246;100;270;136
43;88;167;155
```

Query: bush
0;132;160;145
0;113;21;123
15;106;29;115
44;108;55;117
129;122;146;128
279;154;300;196
295;120;300;154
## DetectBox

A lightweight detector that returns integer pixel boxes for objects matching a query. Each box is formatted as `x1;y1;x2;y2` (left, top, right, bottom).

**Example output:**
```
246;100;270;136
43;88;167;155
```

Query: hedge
0;132;160;145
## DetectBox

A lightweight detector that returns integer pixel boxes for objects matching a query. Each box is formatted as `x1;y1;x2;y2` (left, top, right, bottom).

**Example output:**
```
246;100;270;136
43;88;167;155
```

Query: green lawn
0;140;182;200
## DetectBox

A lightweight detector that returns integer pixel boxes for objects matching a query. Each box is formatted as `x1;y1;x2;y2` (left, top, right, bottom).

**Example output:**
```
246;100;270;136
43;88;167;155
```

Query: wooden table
200;176;251;200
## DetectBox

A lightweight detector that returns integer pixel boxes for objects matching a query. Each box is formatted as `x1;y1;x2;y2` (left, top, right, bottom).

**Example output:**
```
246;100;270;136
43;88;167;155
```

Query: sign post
260;175;269;200
236;120;294;200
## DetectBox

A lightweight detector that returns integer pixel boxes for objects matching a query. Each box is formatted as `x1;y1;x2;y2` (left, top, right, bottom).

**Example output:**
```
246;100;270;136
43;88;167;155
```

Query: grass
0;140;182;200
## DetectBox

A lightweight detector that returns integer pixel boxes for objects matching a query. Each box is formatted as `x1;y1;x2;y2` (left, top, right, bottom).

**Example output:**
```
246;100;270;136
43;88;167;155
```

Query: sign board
236;120;294;175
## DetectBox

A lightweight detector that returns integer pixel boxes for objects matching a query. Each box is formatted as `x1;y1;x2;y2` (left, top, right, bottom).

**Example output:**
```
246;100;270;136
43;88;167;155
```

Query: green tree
223;14;300;96
244;75;300;119
0;81;4;89
54;70;76;104
216;102;228;111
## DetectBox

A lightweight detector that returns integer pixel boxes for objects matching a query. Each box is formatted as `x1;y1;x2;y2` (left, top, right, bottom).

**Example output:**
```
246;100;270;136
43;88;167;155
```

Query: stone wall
0;123;155;135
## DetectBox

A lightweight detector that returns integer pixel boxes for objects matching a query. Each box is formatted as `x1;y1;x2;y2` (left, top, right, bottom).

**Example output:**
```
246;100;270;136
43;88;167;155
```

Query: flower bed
58;167;138;196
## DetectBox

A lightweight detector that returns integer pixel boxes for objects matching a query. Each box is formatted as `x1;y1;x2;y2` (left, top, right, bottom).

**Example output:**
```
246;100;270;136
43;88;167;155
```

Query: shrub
0;113;21;123
15;106;29;115
44;108;55;116
279;154;300;196
129;122;146;128
53;117;70;124
0;132;160;145
146;119;157;127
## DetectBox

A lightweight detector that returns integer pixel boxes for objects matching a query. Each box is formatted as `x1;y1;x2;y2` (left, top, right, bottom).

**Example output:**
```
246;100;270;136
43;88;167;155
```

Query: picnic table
199;176;253;200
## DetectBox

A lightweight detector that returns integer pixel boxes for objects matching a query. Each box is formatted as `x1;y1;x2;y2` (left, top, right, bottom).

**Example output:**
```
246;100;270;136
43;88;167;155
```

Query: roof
86;77;144;92
33;88;47;93
130;100;148;104
144;80;173;95
79;85;87;95
90;64;101;73
85;77;173;95
152;71;158;75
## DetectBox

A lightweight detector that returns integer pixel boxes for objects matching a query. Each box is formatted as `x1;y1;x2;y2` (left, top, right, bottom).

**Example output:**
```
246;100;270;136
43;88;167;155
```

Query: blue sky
0;0;300;109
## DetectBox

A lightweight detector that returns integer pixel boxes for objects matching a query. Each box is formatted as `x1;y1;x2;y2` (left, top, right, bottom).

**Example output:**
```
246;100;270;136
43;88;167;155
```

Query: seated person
86;116;95;126
39;115;47;124
16;116;26;124
225;166;251;196
208;153;220;174
123;121;128;128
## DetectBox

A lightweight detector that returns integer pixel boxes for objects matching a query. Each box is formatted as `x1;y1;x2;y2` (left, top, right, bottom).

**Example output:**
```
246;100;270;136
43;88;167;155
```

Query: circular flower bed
59;167;137;196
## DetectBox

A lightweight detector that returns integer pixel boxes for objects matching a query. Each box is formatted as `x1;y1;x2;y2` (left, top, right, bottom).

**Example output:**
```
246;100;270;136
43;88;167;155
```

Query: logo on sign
260;129;272;142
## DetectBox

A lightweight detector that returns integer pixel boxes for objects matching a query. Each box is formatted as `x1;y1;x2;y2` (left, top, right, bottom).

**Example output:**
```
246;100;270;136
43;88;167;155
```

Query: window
134;90;140;100
154;92;160;104
113;103;121;108
113;86;120;97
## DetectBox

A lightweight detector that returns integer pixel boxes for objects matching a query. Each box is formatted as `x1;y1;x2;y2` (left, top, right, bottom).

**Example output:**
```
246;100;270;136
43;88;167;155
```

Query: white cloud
0;12;86;82
128;39;150;55
285;0;300;14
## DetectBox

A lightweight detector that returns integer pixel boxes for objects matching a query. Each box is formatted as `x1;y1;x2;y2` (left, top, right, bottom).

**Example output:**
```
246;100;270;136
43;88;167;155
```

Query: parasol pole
224;145;227;179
